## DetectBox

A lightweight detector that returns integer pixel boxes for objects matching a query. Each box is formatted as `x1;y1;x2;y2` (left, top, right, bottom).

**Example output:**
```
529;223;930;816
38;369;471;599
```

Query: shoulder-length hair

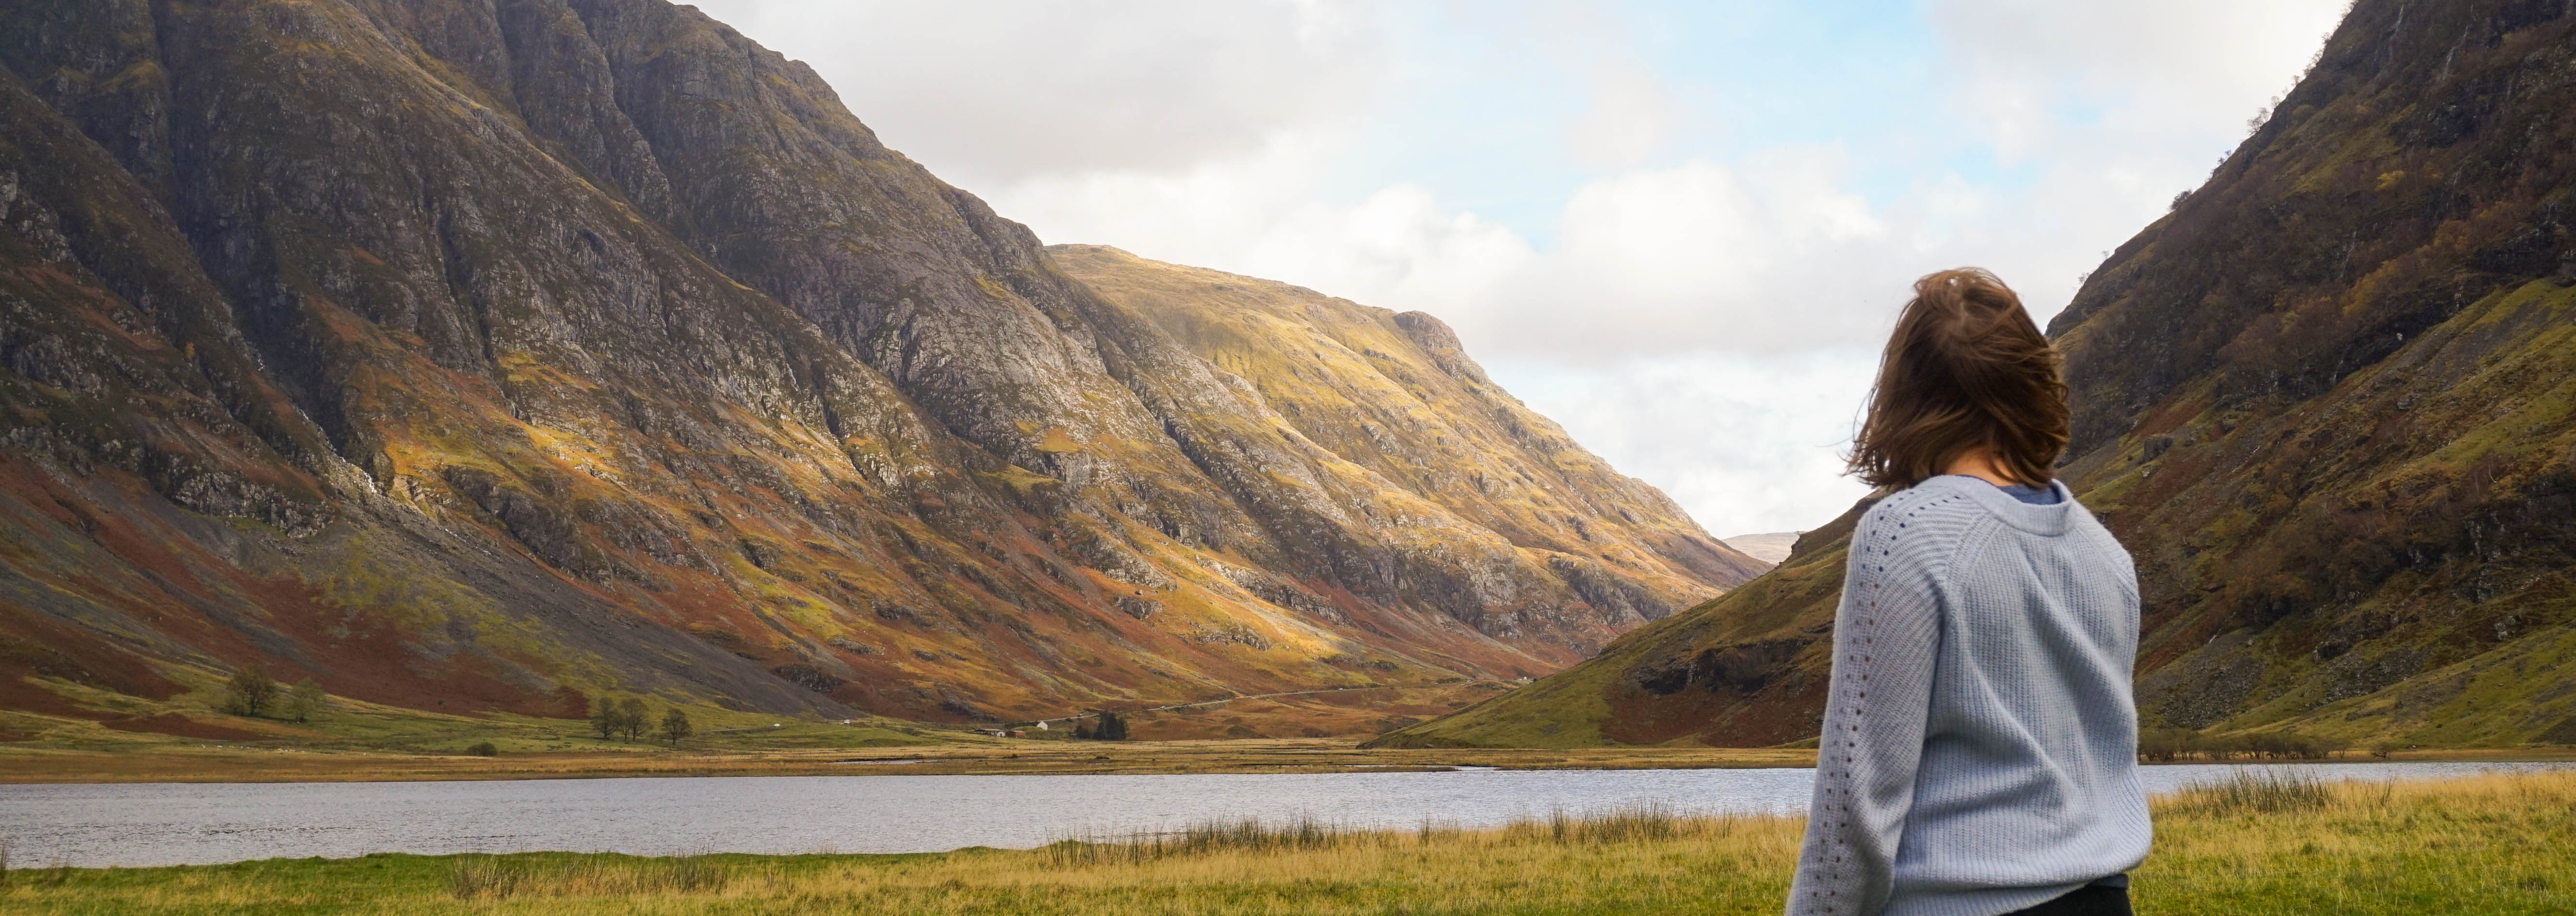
1847;268;2068;489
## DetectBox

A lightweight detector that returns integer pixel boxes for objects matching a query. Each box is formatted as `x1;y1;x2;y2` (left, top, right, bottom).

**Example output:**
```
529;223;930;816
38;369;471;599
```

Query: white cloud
678;0;2355;538
1493;350;1880;537
1930;0;2347;159
1567;63;1680;169
1493;150;1897;357
684;0;1387;185
978;132;1536;313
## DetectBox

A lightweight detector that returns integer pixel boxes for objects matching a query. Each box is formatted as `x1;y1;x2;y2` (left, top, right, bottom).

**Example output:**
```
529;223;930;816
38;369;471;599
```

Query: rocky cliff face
0;0;1756;728
1052;245;1765;630
1382;0;2576;750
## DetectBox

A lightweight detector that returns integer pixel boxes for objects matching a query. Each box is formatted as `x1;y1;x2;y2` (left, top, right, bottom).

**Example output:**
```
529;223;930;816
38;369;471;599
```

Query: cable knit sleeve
1786;497;1948;916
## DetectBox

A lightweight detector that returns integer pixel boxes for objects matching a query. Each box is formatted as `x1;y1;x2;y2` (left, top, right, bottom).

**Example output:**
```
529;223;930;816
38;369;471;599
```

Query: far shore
3;739;2567;785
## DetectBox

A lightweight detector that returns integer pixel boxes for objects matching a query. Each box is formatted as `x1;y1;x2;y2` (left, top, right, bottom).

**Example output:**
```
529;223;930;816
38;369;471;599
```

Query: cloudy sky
689;0;2350;539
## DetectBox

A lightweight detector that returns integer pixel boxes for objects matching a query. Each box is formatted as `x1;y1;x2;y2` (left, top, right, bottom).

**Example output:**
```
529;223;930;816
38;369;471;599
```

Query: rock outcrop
0;0;1757;725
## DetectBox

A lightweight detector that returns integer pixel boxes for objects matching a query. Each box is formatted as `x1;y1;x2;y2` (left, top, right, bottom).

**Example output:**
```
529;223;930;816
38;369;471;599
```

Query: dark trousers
2003;884;2132;916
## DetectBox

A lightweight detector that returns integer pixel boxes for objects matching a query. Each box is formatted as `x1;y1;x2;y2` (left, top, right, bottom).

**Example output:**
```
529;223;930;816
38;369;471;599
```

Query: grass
3;769;2571;914
1038;804;1698;868
2167;768;2336;817
0;671;1531;768
448;854;751;899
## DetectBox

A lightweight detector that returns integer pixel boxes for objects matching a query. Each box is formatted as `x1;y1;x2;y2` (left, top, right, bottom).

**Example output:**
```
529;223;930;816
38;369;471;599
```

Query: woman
1786;269;2148;916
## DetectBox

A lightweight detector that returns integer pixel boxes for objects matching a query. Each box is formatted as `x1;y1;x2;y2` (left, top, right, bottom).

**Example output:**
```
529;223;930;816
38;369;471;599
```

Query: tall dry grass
1041;803;1717;867
2140;767;2576;916
449;853;778;900
2164;767;2336;816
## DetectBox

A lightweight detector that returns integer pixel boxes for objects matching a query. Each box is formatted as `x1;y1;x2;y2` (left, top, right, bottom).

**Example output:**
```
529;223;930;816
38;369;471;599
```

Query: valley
4;0;2573;773
0;0;1759;746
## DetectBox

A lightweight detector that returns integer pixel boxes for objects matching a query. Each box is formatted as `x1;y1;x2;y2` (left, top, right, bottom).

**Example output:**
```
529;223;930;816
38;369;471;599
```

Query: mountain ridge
0;0;1756;736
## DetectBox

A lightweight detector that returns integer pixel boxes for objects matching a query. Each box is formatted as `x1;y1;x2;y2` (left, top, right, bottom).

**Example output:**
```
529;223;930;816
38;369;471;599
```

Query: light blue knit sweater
1786;475;2150;916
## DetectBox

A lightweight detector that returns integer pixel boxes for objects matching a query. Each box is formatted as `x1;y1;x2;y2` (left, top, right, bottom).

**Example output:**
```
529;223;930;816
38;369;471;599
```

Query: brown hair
1847;268;2068;489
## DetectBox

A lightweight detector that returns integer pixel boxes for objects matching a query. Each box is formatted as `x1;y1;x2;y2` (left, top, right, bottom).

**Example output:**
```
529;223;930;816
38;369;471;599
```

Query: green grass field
3;769;2569;915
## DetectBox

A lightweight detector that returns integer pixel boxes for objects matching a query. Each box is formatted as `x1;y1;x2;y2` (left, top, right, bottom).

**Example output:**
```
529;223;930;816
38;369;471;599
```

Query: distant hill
1719;533;1798;565
1378;0;2576;750
0;0;1757;732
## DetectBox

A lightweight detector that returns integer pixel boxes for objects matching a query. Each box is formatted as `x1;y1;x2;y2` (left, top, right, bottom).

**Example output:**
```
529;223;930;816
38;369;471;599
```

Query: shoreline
0;740;1812;784
1;739;2565;785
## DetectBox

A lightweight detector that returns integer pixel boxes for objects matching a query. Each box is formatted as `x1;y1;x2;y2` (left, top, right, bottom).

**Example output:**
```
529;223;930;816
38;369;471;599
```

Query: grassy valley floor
0;739;1817;783
0;671;1551;781
4;769;2571;914
8;669;2566;784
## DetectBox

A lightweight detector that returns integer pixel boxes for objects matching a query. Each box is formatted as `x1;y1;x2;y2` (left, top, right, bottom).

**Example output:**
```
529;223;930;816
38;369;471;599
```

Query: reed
449;852;775;900
2167;767;2335;816
1041;803;1722;867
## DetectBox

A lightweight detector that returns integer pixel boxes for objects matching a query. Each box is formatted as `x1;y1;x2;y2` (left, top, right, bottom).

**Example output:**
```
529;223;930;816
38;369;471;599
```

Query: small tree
224;664;279;717
618;697;649;741
591;698;622;740
281;679;326;723
660;708;693;748
1094;709;1129;741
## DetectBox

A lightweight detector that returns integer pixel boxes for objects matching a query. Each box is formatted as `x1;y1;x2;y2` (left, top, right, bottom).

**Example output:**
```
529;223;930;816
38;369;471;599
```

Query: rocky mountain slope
1050;245;1762;615
1380;0;2576;750
0;0;1757;732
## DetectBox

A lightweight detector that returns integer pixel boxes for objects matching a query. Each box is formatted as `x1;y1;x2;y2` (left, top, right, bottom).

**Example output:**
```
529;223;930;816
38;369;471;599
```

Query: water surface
1;760;2559;867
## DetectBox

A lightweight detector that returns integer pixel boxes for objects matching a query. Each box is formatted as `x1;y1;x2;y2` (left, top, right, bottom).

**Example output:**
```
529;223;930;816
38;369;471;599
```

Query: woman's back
1789;269;2147;916
1886;477;2145;913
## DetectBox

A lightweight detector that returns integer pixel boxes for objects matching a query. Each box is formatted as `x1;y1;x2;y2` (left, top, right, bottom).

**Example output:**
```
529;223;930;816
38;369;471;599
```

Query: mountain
1048;245;1762;616
1378;0;2576;750
0;0;1758;733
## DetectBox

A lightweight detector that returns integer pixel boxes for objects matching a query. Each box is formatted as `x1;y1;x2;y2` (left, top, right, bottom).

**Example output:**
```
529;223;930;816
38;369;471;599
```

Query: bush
223;665;278;717
2139;728;2338;762
281;679;325;723
1087;709;1129;741
2139;727;2198;762
466;741;498;757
